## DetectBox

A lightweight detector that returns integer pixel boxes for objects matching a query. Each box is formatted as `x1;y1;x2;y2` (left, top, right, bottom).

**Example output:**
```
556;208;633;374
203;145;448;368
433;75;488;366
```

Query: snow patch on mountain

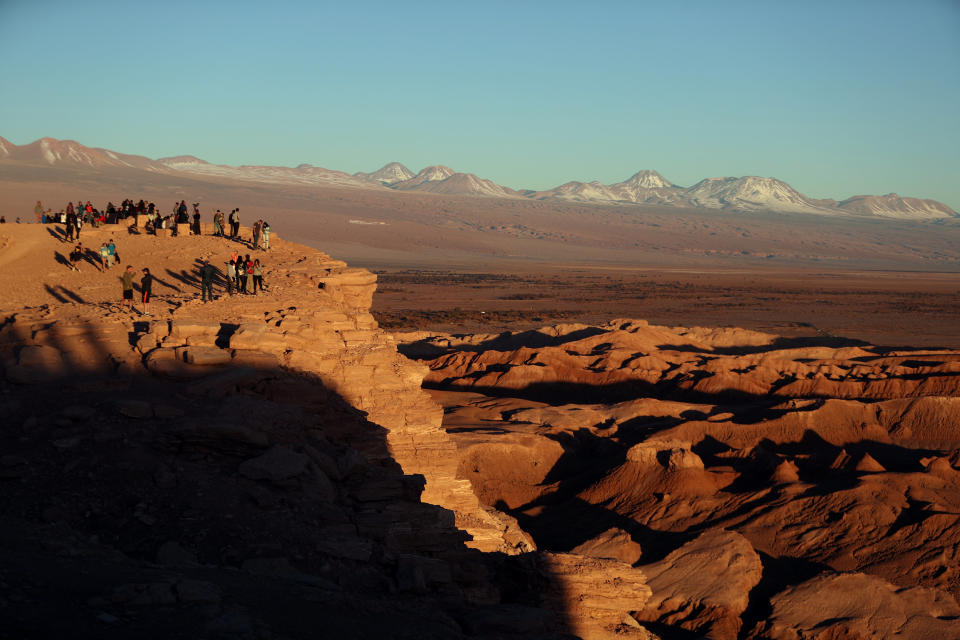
681;176;834;214
530;180;622;202
399;172;519;198
392;165;456;190
355;162;415;186
838;194;957;219
620;170;677;190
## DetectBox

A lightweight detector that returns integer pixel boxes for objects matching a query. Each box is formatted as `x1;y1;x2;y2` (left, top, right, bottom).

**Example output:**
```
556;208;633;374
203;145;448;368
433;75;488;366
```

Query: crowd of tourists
221;250;266;297
33;196;274;313
34;199;271;248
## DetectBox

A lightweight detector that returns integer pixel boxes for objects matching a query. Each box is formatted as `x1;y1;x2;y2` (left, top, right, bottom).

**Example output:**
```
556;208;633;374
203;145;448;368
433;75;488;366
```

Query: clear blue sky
2;0;958;207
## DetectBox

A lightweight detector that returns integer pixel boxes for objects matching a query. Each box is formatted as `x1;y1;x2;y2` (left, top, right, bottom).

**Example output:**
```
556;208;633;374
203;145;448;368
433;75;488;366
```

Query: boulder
229;328;287;351
570;527;643;565
6;345;65;383
169;319;222;338
17;344;65;367
183;346;232;365
635;530;763;640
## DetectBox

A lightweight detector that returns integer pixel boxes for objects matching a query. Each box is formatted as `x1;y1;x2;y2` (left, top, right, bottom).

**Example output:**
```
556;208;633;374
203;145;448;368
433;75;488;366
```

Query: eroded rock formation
400;320;960;638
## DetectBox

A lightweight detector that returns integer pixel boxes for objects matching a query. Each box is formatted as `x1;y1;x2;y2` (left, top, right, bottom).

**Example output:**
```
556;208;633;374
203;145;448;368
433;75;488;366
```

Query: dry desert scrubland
0;220;959;639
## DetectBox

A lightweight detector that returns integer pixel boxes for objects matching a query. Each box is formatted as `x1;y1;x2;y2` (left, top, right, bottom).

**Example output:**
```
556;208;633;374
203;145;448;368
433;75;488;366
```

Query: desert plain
1;145;960;639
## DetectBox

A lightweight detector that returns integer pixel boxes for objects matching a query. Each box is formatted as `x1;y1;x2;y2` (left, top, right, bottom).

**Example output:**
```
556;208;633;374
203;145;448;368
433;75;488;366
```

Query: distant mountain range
1;136;955;219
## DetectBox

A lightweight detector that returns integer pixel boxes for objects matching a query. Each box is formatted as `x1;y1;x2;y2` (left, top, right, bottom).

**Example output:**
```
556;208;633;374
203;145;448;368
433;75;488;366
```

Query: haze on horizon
1;0;958;209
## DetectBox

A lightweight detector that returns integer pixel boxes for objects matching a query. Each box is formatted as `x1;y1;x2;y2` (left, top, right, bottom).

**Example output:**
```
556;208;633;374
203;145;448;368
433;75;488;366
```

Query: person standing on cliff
35;201;45;223
225;257;236;295
252;258;263;294
213;209;223;237
140;267;153;316
65;208;78;242
199;259;217;303
121;265;135;311
99;243;111;270
251;219;261;250
260;221;271;251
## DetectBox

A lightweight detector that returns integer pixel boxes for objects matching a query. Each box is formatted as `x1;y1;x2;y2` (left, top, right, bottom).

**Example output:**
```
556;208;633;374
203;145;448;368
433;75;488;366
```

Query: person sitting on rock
69;243;84;272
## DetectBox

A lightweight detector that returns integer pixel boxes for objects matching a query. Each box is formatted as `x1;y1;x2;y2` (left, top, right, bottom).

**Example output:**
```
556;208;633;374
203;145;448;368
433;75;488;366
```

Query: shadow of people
43;284;85;304
53;251;72;269
80;248;102;271
165;268;200;291
46;226;68;242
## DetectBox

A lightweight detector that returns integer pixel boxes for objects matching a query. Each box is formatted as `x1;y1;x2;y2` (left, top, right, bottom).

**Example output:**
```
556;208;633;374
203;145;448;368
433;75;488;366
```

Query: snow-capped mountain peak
414;165;455;182
620;170;676;189
391;165;456;189
354;162;415;186
681;176;831;213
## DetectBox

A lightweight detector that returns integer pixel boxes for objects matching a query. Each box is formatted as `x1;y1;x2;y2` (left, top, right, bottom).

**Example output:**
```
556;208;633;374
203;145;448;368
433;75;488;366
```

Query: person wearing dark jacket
199;259;217;302
140;267;153;316
65;210;78;242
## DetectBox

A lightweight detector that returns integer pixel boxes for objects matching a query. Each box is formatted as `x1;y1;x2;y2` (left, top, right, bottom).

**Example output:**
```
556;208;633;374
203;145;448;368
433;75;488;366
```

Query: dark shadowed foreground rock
0;235;663;639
